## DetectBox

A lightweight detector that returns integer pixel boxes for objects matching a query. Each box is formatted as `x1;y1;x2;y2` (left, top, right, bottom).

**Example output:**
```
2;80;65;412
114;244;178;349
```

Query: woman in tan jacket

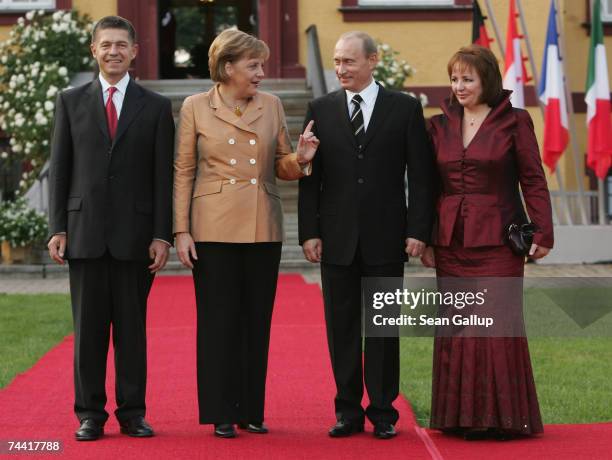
173;29;318;438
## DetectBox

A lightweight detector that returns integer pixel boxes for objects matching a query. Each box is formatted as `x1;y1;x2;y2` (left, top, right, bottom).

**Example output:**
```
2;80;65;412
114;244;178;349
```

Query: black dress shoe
214;424;236;438
328;420;364;437
75;419;104;441
238;422;269;434
373;422;397;439
462;428;490;441
119;416;154;437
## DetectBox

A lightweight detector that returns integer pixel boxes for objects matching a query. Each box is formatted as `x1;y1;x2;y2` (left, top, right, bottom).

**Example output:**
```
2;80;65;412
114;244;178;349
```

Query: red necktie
106;86;118;141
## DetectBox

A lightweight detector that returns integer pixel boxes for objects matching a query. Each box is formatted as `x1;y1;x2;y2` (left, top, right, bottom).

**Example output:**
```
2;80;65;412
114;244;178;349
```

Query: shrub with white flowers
374;42;428;107
0;9;94;191
0;197;48;247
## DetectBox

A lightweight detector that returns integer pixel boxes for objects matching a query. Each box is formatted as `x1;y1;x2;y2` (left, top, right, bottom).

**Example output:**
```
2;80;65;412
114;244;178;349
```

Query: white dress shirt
345;78;379;132
99;72;130;117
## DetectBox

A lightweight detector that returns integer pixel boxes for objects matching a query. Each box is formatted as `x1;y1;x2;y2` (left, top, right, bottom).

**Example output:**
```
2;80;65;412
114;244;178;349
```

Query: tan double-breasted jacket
173;85;308;242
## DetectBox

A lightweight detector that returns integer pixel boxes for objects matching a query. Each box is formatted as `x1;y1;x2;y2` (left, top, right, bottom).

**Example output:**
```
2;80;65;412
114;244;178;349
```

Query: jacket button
357;154;364;160
229;178;236;185
230;158;237;165
228;138;236;145
249;139;256;145
357;178;364;184
250;178;257;185
250;158;256;164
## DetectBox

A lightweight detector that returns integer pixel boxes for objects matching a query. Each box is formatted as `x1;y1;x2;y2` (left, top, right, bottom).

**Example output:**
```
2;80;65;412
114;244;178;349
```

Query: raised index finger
303;120;314;135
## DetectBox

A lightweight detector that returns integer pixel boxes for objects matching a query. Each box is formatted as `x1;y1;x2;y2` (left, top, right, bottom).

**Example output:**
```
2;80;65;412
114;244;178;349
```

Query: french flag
538;0;569;173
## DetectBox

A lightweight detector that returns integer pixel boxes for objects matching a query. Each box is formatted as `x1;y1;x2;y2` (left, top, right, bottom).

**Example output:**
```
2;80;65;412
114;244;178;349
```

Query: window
602;0;612;22
0;0;56;11
358;0;454;5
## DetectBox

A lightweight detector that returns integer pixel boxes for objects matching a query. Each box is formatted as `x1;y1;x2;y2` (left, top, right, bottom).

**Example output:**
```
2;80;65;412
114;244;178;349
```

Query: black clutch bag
506;223;536;256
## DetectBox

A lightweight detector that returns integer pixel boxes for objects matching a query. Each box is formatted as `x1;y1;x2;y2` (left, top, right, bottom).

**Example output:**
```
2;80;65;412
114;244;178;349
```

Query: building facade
2;0;612;216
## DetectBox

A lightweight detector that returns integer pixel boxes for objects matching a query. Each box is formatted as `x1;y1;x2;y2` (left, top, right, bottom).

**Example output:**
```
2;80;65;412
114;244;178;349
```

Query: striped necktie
350;94;365;146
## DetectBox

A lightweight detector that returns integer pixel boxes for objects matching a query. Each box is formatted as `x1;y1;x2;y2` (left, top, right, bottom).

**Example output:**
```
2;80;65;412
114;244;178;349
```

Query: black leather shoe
373;422;397;439
75;419;104;441
119;416;154;437
328;420;364;437
214;424;236;438
238;422;269;434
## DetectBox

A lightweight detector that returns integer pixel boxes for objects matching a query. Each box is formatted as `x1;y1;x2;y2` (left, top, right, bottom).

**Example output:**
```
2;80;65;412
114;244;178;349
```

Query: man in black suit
298;31;434;439
47;16;174;441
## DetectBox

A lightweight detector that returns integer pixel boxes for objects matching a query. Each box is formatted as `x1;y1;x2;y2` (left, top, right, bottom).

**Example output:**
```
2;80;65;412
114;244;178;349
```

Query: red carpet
1;274;610;459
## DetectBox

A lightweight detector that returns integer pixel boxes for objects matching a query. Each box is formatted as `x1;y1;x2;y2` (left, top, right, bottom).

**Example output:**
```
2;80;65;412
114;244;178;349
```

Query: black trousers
321;248;403;425
68;252;154;424
192;242;282;425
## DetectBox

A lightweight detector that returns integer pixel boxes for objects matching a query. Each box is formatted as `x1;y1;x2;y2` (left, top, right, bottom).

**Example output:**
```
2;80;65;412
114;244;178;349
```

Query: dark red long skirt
430;219;543;435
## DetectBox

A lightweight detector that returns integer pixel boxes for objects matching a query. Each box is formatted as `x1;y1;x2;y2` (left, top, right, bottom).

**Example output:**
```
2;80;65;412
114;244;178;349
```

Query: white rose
58;67;68;77
0;151;8;159
1;55;7;64
386;77;395;86
40;48;46;55
13;144;22;153
44;101;54;111
53;11;62;21
9;81;16;89
17;18;24;26
63;13;72;23
25;11;35;21
382;44;390;52
42;140;48;146
46;86;58;98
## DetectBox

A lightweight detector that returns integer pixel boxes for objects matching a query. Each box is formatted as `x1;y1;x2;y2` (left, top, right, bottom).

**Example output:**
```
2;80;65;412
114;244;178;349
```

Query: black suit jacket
298;84;435;266
48;78;175;261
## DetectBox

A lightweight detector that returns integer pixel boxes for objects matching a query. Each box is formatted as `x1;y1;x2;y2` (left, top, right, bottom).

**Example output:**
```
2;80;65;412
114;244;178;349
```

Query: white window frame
358;0;454;6
602;0;612;22
0;0;56;11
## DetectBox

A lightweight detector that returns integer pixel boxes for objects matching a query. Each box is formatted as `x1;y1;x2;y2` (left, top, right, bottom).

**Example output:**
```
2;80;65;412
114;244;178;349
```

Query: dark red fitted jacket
429;91;554;249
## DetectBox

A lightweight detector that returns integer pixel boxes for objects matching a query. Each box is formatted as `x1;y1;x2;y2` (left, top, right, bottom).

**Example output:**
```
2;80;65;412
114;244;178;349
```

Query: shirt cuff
153;238;171;246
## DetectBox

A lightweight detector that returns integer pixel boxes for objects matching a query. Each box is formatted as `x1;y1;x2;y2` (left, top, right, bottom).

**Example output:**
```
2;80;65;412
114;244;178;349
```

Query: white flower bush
374;42;428;107
0;9;94;191
0;197;48;247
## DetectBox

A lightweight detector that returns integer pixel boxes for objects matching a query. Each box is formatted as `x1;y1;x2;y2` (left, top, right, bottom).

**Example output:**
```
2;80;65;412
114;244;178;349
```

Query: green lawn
0;293;72;388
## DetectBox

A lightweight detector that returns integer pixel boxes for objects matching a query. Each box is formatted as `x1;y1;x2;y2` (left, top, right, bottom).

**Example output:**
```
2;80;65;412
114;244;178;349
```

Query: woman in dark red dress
421;45;554;439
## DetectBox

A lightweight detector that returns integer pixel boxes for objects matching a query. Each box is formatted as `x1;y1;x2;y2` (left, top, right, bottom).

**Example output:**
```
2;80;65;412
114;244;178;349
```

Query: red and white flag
538;0;569;172
586;0;612;179
503;0;529;108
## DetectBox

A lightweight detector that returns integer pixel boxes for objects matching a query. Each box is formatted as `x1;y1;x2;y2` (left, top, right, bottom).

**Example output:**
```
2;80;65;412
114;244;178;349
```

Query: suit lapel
334;90;358;148
362;84;393;150
86;79;110;142
113;79;147;146
209;85;260;135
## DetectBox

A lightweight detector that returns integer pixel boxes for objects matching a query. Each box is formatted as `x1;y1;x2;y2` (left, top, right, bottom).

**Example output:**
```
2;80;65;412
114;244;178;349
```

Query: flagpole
598;179;607;224
550;0;591;225
483;0;505;57
515;0;574;225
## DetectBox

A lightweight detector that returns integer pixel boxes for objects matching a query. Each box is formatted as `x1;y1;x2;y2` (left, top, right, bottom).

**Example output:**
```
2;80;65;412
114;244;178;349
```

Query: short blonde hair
208;28;270;83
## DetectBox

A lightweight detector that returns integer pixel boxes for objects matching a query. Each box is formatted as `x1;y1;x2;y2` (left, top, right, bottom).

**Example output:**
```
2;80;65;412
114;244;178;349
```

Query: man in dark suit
47;16;174;441
298;31;435;439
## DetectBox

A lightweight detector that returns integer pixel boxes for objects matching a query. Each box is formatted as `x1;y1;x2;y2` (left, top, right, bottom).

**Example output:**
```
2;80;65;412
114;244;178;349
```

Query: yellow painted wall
73;0;117;20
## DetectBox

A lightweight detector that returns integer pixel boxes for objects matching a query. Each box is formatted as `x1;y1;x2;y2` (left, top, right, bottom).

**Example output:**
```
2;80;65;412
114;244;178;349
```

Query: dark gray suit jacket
48;78;174;260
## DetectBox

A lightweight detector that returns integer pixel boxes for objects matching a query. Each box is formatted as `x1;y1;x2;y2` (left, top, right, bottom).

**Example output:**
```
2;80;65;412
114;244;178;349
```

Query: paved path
2;262;612;294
